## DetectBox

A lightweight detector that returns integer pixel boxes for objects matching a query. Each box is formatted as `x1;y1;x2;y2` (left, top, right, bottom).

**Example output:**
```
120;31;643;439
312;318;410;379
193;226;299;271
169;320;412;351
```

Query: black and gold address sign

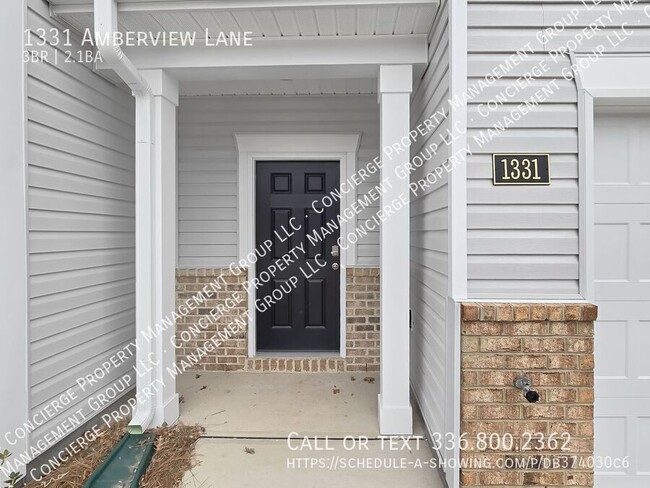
492;154;550;185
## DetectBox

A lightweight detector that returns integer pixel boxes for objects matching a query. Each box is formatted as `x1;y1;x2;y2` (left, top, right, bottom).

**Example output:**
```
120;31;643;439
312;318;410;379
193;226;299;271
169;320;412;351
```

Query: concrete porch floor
178;372;446;488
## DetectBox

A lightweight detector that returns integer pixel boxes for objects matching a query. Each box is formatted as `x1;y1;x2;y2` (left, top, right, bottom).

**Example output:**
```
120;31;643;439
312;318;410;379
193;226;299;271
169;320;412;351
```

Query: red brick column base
460;303;597;487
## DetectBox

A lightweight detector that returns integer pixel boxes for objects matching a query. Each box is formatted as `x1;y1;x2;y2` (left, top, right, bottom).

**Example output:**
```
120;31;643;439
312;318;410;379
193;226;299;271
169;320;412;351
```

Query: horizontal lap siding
468;1;650;298
409;0;450;453
177;95;379;267
465;0;650;298
27;0;136;444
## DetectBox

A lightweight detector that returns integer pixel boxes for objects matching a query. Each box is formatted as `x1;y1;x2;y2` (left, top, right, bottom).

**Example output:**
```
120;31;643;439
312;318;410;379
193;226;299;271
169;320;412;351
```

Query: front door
255;161;340;351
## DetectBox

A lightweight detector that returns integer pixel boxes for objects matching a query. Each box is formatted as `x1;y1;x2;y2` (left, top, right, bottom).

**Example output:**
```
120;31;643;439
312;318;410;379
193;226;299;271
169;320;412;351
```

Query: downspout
93;0;155;435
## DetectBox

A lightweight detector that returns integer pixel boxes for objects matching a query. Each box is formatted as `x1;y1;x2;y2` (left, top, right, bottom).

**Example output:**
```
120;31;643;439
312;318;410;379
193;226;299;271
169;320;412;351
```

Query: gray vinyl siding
26;0;136;444
467;0;650;298
409;0;450;447
177;95;380;267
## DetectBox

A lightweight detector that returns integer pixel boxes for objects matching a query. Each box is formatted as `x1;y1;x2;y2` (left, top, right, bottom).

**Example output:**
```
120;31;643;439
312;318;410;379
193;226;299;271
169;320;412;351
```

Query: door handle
331;245;339;257
332;263;339;270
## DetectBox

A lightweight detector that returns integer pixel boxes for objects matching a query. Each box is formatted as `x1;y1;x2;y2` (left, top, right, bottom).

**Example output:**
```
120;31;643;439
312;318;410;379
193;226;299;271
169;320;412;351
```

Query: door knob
332;263;339;270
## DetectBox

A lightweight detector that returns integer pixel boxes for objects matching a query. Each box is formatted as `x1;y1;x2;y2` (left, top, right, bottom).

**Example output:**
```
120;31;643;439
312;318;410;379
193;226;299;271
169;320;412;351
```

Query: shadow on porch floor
178;372;446;488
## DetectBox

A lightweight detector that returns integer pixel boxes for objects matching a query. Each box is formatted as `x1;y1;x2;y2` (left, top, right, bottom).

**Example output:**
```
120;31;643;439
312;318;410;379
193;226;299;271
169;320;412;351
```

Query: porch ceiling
50;0;438;37
49;0;435;95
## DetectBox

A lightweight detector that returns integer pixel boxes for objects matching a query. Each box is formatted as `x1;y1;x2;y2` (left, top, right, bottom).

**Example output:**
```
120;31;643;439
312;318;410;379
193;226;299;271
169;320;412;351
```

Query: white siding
467;0;650;297
177;95;380;267
409;0;450;452
26;0;136;444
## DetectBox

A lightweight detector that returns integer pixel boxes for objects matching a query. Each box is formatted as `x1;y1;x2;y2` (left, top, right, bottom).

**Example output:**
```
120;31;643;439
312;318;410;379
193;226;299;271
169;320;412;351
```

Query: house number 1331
492;154;550;185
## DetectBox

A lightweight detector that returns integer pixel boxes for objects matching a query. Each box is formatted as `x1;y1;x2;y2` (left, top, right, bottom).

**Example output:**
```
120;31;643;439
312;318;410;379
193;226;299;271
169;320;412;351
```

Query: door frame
234;133;361;358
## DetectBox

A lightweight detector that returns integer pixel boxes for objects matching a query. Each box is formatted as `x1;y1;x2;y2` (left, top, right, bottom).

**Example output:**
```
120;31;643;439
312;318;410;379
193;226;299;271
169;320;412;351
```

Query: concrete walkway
178;372;446;488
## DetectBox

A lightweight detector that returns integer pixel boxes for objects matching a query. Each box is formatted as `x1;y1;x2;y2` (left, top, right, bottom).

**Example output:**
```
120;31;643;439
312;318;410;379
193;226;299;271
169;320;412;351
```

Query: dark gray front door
255;161;340;351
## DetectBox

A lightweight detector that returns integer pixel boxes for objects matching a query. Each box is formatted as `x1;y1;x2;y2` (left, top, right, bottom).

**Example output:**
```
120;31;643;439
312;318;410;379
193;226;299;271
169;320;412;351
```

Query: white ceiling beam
113;35;428;70
51;0;438;15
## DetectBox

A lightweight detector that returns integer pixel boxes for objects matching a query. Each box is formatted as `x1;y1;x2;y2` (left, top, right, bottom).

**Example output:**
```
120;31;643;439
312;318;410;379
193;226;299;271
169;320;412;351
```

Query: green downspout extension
83;433;156;488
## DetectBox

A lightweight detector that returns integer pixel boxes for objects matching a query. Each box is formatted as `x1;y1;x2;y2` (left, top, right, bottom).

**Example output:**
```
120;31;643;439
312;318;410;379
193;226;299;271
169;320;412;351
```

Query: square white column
141;69;180;426
377;65;413;435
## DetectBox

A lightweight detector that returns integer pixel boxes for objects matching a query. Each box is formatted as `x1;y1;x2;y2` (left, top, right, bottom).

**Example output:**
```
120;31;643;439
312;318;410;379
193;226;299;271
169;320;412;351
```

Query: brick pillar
460;303;597;488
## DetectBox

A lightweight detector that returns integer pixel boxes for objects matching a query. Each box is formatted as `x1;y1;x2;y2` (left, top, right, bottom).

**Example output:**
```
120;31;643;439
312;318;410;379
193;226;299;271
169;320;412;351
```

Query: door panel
255;161;340;351
593;110;650;487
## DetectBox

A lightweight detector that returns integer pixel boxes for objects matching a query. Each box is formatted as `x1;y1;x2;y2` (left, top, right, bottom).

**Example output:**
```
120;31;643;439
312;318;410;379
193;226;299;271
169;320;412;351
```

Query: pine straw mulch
24;422;203;488
140;424;204;488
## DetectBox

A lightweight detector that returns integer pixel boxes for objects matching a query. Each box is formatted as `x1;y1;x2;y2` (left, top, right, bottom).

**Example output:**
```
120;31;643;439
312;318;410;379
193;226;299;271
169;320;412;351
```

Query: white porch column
141;69;180;426
377;64;413;435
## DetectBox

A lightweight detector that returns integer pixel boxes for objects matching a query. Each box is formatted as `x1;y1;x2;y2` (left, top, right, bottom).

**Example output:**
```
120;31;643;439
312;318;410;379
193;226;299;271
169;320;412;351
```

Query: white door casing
593;108;650;487
234;133;360;358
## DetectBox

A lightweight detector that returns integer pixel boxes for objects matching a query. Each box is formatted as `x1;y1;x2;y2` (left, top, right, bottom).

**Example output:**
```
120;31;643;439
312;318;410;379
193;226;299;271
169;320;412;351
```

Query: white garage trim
234;133;361;358
573;53;650;487
572;53;650;301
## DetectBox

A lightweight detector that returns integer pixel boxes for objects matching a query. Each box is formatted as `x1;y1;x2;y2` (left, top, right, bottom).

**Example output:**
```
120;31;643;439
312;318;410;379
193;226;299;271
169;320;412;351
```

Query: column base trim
378;394;413;435
154;393;180;426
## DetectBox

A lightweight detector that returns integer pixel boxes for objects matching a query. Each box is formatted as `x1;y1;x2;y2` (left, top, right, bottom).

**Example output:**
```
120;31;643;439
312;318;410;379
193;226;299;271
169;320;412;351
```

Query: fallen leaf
200;385;207;391
350;376;356;381
363;377;375;384
244;447;255;454
333;388;340;394
195;374;201;379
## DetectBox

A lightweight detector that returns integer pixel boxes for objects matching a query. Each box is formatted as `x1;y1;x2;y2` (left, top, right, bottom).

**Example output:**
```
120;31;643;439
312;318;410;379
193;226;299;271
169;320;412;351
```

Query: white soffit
50;1;439;38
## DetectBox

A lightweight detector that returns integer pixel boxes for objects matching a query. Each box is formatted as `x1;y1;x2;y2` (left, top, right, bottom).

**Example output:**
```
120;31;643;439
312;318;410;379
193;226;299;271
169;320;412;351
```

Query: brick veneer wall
460;303;597;488
176;268;248;371
175;267;380;372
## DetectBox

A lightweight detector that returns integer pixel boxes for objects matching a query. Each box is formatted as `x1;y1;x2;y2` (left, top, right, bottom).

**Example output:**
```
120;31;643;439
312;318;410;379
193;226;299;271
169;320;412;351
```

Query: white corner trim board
234;133;361;358
446;0;468;486
0;0;29;481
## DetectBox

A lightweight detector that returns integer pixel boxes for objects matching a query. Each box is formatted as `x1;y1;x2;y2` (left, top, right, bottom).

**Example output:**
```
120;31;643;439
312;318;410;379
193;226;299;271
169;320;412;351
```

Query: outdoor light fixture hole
513;374;540;403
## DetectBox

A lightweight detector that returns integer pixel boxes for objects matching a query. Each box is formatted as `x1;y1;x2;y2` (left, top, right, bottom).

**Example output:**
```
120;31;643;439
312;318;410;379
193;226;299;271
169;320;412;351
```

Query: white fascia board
52;0;438;14
116;35;428;70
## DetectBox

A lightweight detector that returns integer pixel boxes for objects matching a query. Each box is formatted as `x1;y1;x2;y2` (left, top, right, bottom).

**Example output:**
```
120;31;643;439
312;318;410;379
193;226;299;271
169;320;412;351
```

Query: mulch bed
23;422;203;488
140;424;204;488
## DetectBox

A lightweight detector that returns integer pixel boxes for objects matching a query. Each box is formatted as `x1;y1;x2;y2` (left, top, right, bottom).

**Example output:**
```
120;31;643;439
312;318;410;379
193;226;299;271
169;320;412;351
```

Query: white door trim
234;133;361;358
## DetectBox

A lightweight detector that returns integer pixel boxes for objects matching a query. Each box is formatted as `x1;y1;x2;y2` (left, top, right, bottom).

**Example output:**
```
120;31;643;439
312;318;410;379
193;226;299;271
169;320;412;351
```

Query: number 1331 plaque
492;154;550;185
